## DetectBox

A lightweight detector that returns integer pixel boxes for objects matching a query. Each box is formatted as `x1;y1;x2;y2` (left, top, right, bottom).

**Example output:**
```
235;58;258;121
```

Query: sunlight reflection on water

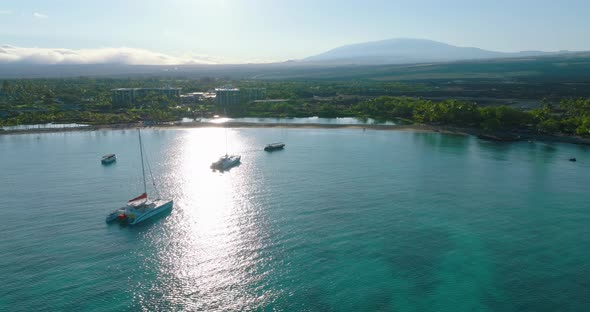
133;129;277;310
2;128;590;311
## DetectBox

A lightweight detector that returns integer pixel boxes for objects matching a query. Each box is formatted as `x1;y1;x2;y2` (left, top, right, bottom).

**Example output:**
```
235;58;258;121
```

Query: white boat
211;154;241;170
101;154;116;165
106;194;173;225
106;129;173;225
211;115;241;171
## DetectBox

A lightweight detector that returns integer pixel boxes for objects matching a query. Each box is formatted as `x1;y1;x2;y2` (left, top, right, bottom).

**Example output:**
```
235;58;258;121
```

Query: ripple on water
1;129;590;311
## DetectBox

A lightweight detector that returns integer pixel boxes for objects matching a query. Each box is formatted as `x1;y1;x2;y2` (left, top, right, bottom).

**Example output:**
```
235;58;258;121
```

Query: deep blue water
1;128;589;311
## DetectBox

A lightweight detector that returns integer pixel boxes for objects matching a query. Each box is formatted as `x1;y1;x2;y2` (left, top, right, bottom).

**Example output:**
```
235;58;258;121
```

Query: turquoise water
1;128;589;311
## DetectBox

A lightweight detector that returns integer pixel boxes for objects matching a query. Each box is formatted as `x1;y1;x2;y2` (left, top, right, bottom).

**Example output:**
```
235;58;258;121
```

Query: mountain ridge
303;38;573;65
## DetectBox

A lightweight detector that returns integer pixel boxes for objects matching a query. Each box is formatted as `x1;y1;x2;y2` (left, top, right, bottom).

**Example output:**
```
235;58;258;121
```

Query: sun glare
146;128;270;308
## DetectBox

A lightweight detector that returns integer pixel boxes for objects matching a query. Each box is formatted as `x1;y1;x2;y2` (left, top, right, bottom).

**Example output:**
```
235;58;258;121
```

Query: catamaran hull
128;200;173;225
105;213;119;223
221;160;240;170
211;156;241;171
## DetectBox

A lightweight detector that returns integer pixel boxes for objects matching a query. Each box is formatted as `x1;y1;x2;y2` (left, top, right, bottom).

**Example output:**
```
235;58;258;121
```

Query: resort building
180;92;216;105
214;87;267;106
215;87;241;106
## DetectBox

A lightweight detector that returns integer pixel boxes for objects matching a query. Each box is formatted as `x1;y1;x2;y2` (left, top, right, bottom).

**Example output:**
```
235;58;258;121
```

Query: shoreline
2;121;590;145
0;122;458;135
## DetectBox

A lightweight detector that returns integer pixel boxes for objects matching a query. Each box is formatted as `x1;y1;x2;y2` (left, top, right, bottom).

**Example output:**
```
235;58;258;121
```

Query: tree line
2;78;590;137
353;96;590;136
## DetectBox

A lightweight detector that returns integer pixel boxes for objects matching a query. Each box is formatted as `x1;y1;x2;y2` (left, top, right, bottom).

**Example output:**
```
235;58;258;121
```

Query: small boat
106;129;173;225
569;157;577;162
477;134;521;142
101;154;116;165
211;154;241;171
264;143;285;152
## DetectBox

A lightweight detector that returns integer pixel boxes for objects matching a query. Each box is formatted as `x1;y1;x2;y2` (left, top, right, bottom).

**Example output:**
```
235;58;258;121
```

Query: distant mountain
303;38;570;65
1;50;589;80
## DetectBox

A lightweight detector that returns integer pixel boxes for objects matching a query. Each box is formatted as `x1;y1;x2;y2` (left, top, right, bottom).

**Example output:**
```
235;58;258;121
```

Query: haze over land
2;0;590;66
303;38;574;65
0;45;222;65
0;39;582;67
2;0;590;137
1;37;589;80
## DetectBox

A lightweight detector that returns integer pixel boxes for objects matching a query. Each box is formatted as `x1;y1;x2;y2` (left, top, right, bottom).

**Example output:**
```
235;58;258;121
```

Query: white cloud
33;12;48;19
0;9;13;15
0;45;224;65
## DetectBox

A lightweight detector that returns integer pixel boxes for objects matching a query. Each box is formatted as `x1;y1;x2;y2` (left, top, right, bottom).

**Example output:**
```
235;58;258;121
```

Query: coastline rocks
477;133;521;142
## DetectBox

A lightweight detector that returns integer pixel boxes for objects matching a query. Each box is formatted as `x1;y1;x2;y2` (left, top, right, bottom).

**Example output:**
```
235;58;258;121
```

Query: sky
0;0;589;64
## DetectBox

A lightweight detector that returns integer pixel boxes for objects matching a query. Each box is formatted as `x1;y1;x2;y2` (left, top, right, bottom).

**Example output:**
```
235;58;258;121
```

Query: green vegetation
551;98;590;136
353;97;532;132
0;78;218;126
1;77;590;138
352;96;590;137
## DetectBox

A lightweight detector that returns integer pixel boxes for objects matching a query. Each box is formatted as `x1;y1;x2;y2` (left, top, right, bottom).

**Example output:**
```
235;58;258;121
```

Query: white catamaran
106;129;173;225
210;154;241;170
211;118;241;171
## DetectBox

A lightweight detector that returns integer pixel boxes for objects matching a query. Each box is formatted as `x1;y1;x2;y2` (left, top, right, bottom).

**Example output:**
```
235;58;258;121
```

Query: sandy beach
2;121;589;145
0;121;456;135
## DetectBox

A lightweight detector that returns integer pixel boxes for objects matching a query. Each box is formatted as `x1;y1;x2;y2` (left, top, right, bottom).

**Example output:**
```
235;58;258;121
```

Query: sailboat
106;129;173;225
210;154;241;170
211;111;241;171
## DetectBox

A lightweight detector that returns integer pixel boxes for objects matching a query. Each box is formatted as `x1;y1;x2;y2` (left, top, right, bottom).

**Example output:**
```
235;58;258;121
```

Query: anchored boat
101;154;116;165
106;129;173;225
264;143;285;152
211;154;241;171
106;193;173;225
211;116;241;171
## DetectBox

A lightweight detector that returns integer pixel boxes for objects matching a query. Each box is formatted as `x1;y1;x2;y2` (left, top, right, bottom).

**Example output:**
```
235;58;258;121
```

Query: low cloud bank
33;12;49;19
0;45;221;65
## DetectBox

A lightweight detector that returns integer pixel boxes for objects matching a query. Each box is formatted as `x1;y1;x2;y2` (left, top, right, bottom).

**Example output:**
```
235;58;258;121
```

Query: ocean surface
1;127;589;311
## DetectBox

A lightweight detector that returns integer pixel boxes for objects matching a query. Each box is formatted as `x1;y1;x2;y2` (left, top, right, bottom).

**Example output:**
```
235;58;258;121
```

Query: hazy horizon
1;0;590;65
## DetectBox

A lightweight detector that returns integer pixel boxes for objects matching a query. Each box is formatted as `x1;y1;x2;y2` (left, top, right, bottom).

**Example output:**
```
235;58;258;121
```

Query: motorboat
101;154;116;165
211;154;241;171
264;142;285;152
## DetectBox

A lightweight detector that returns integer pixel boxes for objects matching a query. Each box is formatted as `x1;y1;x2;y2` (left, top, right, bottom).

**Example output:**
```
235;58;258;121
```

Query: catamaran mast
138;129;147;195
224;107;228;156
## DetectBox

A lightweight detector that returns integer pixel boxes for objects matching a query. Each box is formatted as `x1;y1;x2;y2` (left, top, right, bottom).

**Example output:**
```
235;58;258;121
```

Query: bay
1;127;589;311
